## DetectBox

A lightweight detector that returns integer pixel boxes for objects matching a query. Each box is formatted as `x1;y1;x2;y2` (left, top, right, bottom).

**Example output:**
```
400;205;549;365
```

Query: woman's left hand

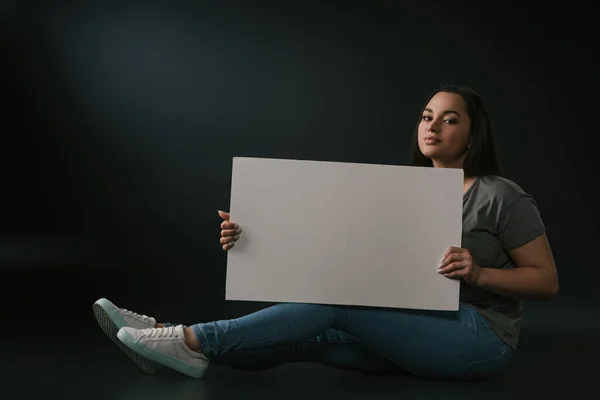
438;246;482;286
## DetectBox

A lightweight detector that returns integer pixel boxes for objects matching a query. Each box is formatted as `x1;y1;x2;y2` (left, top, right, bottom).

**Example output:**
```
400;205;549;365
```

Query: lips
424;136;441;144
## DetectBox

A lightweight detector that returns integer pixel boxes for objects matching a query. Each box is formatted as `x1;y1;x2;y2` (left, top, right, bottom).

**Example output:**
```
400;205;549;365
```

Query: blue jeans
183;302;513;380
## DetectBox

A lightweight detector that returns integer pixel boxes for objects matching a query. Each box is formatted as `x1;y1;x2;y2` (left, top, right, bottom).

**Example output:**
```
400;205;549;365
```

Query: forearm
475;266;559;300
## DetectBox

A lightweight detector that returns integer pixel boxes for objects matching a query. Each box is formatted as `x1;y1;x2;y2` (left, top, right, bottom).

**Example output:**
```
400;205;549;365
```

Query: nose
427;121;440;133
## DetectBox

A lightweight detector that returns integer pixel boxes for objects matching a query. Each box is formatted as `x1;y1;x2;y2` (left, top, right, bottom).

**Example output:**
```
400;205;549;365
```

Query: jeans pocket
457;348;512;381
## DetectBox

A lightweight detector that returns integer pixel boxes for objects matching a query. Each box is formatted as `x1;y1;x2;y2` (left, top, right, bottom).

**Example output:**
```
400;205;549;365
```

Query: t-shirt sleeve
497;194;546;250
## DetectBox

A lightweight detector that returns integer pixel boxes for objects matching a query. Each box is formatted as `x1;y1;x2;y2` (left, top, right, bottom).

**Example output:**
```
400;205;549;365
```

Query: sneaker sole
93;299;155;374
117;328;207;379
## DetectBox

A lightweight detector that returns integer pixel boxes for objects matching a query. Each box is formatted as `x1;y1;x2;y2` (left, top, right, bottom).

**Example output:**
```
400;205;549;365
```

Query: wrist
473;265;487;288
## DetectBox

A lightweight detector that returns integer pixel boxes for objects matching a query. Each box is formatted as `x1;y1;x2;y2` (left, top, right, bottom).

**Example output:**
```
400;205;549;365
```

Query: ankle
184;327;203;353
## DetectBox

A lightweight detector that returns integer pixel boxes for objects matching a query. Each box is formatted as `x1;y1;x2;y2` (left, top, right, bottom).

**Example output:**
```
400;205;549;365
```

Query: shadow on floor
4;319;596;400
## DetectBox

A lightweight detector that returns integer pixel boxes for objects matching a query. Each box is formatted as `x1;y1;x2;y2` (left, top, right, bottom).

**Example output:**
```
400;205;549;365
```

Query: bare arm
475;234;559;300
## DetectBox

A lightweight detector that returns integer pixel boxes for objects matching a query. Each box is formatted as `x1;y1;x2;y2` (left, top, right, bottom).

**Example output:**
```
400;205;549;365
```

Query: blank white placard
225;157;463;311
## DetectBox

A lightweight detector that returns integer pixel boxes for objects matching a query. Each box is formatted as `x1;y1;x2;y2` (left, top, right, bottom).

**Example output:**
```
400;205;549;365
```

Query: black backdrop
2;0;598;343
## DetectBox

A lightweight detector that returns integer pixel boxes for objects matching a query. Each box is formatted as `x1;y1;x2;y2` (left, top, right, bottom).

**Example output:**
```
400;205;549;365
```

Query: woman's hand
438;246;482;286
218;210;242;251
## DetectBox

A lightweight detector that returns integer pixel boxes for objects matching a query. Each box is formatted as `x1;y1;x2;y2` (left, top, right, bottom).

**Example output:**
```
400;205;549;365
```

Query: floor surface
3;297;598;399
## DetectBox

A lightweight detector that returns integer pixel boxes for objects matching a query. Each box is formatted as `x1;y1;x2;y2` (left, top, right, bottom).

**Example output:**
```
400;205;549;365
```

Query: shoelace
145;326;179;339
121;308;153;323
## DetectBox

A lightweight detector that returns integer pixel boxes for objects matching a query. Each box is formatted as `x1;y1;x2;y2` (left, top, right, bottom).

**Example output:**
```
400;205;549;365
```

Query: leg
190;302;512;380
119;318;404;378
163;323;402;373
210;329;408;375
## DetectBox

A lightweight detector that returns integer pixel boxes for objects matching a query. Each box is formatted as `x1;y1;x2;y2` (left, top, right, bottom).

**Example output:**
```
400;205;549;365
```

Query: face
417;91;471;167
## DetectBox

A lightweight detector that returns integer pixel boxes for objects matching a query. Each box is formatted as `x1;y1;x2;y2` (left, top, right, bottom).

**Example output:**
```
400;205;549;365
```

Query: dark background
2;0;598;398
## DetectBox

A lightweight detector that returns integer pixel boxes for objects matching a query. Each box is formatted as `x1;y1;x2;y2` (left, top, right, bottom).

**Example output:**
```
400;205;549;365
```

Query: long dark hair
410;84;504;178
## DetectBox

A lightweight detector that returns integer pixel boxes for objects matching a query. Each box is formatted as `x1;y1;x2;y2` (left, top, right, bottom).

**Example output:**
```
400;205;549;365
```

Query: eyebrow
423;108;461;117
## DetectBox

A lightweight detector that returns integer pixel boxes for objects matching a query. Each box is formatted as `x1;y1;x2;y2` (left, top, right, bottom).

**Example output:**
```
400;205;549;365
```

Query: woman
93;85;558;381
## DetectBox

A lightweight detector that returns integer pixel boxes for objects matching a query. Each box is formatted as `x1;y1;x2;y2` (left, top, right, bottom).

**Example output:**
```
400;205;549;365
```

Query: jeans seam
456;348;508;380
205;305;336;351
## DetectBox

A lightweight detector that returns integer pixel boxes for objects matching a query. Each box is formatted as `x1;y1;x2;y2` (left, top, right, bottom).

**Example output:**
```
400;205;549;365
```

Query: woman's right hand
218;210;242;251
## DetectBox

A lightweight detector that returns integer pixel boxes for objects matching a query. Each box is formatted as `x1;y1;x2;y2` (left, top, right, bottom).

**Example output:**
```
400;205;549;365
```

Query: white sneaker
93;298;156;374
117;325;209;379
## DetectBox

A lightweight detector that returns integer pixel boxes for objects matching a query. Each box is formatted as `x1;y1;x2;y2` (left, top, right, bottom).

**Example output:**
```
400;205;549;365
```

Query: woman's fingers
221;227;242;237
220;234;240;244
218;210;242;251
220;226;242;252
221;220;238;230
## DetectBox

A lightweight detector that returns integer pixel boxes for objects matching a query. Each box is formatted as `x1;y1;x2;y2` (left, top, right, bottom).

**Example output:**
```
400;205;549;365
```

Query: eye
421;115;432;121
444;119;458;124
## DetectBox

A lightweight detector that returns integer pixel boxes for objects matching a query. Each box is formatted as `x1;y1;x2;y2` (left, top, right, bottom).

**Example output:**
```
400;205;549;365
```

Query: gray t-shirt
461;175;546;350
